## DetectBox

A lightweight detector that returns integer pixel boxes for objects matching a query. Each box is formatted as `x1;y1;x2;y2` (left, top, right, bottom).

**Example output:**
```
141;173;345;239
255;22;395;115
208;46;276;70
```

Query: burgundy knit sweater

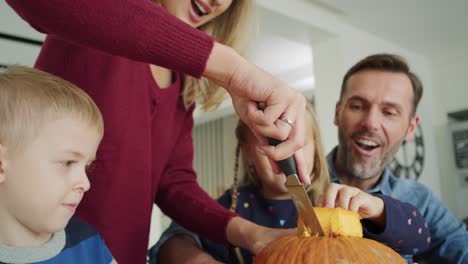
7;1;237;263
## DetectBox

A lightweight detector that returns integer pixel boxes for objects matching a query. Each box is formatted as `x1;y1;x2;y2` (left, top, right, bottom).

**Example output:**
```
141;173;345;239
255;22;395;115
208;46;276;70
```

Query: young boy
0;66;115;263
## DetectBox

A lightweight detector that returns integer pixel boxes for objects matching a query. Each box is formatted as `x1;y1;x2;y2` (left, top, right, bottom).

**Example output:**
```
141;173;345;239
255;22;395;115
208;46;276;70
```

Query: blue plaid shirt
327;147;468;264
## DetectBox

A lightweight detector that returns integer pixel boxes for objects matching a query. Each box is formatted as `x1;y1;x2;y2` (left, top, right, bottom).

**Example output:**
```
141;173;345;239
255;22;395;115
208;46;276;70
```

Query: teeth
357;139;378;147
194;1;207;15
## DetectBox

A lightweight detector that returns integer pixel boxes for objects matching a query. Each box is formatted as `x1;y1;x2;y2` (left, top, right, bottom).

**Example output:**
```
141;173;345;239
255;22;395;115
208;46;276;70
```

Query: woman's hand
158;235;222;264
320;183;385;225
226;217;295;254
204;43;309;184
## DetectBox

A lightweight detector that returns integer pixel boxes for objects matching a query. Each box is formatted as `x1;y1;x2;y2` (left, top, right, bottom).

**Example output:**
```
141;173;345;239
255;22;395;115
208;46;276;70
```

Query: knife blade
268;138;324;236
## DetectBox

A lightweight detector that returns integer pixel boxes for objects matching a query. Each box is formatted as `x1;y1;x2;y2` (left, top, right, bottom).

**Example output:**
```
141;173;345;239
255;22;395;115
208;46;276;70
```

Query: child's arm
361;194;430;255
320;183;430;255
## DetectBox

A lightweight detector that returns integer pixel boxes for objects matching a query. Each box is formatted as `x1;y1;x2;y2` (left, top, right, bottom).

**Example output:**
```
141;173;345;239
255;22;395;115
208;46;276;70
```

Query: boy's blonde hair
0;65;104;153
230;102;330;210
182;0;255;111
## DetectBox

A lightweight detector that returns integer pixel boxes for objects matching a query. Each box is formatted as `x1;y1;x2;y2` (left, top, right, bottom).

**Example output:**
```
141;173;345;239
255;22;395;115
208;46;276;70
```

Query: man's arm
414;189;468;264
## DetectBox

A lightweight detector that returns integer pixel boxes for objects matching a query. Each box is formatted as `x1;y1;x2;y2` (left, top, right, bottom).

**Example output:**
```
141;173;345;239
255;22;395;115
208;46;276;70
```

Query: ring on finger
279;115;294;128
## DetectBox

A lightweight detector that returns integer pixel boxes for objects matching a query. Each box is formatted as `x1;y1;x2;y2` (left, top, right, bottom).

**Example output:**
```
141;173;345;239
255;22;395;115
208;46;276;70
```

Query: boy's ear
0;144;6;183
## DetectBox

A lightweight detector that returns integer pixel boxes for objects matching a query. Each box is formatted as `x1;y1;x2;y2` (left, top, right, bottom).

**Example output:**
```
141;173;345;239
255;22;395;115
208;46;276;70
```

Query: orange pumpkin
254;207;406;264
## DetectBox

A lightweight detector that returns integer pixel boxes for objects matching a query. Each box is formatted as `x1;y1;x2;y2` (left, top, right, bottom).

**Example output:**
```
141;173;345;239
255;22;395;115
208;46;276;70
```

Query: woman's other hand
226;217;296;254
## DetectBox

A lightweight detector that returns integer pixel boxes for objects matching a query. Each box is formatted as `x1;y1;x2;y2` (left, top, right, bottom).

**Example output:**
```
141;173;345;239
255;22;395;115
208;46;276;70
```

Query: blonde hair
182;0;255;111
230;102;330;211
0;65;104;153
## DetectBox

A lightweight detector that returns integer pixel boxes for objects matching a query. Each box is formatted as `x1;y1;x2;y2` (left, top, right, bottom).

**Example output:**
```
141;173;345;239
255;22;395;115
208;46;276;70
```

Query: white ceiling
306;0;468;58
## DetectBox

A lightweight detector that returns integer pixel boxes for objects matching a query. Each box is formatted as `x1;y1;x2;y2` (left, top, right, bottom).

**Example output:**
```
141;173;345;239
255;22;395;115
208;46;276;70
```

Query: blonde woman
7;0;309;263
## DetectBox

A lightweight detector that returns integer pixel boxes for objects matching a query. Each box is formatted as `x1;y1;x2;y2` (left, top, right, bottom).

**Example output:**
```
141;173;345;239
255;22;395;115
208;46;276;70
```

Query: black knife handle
267;137;298;177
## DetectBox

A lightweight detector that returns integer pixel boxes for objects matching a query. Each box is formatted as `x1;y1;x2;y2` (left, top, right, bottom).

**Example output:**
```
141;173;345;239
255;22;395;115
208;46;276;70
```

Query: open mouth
191;0;208;16
355;138;380;151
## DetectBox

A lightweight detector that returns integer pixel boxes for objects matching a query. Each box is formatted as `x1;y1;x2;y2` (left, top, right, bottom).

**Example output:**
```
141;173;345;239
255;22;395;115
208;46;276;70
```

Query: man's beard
337;127;402;180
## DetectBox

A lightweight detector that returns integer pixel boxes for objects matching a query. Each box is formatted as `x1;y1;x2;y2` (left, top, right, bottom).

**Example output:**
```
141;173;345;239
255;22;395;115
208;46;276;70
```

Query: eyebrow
64;150;96;161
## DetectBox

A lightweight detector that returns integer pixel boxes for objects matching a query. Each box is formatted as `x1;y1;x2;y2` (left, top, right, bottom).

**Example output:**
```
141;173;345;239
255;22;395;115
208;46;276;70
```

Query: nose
75;170;91;193
360;107;380;131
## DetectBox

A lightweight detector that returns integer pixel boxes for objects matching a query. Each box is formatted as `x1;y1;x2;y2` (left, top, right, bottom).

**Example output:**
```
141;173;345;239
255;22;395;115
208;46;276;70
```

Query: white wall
0;38;40;66
432;50;468;220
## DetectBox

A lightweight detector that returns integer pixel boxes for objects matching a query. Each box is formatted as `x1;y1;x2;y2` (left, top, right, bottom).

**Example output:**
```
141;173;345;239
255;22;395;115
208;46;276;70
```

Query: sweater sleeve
155;107;237;244
362;194;431;255
6;0;214;78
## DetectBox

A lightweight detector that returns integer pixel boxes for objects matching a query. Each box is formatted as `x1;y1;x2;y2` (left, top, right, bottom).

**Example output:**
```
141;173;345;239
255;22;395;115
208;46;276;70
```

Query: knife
268;137;324;236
